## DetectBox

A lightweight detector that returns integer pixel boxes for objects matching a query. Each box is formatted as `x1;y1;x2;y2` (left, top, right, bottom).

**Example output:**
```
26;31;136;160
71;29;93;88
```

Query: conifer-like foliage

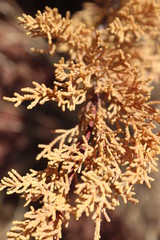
1;0;160;239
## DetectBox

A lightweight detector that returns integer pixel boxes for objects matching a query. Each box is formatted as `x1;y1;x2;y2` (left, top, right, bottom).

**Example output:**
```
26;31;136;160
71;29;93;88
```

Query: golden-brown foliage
1;1;160;239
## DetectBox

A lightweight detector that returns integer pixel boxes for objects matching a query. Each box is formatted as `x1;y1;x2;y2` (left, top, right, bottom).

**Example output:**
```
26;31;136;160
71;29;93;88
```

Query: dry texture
1;1;160;239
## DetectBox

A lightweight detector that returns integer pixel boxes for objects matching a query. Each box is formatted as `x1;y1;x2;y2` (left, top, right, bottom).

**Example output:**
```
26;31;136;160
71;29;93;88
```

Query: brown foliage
1;1;160;239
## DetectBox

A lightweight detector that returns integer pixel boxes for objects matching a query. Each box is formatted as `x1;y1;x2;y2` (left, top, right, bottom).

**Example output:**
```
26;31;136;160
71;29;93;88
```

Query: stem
94;215;101;240
68;93;100;184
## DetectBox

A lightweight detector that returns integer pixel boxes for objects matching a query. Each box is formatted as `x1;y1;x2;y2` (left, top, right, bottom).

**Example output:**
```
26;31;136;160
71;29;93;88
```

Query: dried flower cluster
1;0;160;239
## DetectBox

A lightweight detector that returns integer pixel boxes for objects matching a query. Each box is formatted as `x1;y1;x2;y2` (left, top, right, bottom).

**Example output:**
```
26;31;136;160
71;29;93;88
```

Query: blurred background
0;1;160;239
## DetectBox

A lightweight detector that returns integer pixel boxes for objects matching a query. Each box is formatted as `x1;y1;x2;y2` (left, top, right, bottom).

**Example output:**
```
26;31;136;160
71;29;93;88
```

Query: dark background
16;0;86;15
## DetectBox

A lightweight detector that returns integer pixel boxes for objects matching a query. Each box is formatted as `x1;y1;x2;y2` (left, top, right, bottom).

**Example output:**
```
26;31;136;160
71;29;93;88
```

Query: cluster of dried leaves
1;0;160;239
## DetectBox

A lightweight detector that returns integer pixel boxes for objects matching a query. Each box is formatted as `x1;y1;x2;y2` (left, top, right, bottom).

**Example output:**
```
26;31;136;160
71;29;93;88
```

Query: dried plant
1;1;160;239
